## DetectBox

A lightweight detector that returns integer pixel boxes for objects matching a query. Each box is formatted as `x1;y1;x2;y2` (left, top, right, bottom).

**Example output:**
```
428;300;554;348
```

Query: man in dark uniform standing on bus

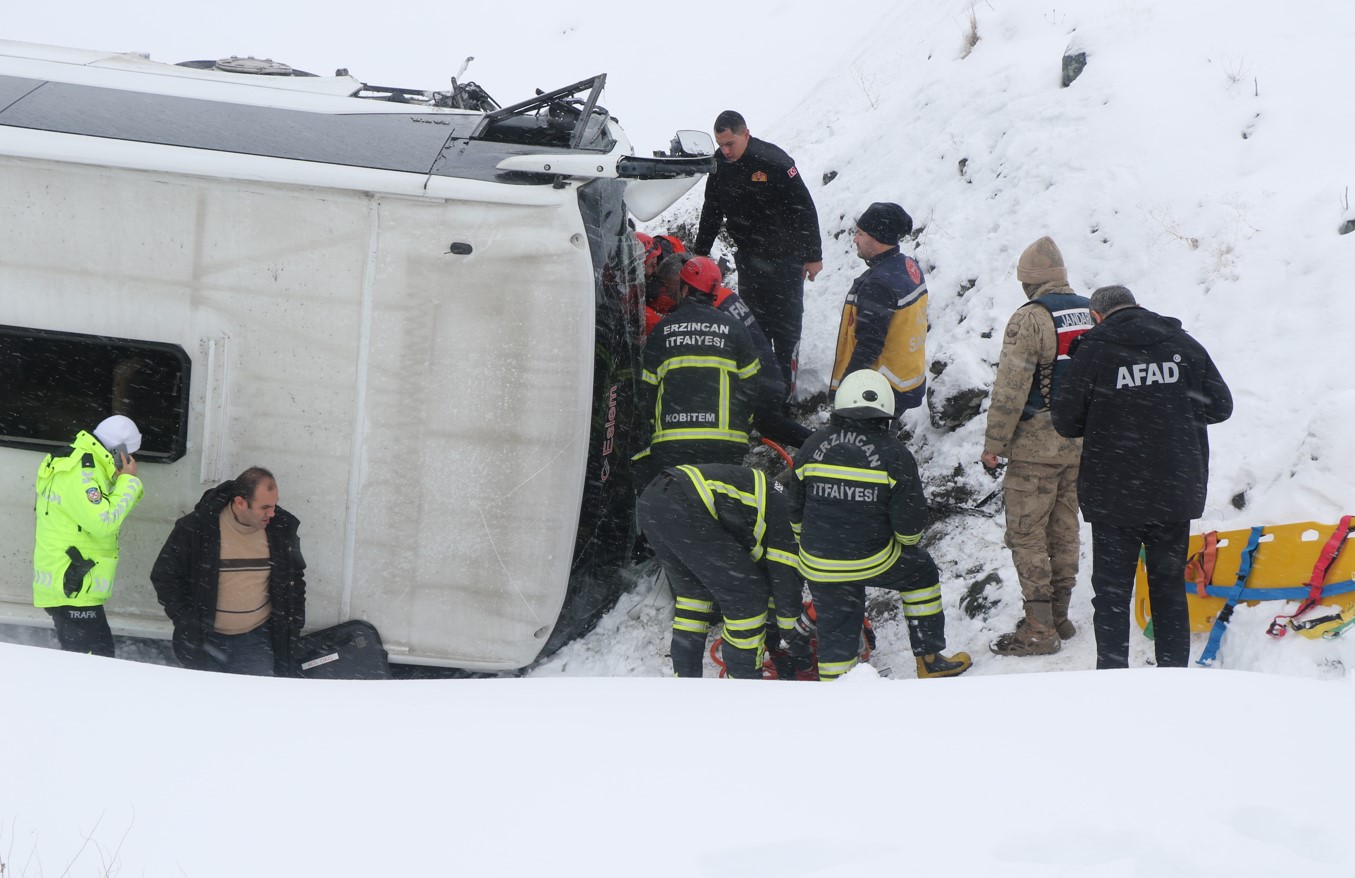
695;110;822;393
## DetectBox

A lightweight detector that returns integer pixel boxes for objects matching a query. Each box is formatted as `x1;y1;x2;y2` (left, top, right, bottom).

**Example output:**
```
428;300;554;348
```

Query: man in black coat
694;110;822;392
151;466;306;676
1052;285;1232;669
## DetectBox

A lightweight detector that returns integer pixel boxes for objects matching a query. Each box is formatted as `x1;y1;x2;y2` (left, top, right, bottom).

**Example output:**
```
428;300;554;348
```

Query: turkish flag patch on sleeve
787;166;799;178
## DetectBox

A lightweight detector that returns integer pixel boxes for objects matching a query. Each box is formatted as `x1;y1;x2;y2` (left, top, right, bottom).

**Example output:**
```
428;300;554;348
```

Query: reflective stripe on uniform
652;428;750;444
676;466;769;560
900;583;942;618
799;540;901;583
672;617;710;634
818;656;858;680
795;462;894;486
650;354;755;445
652;355;741;379
896;531;922;546
764;547;801;571
673;595;715;633
722;612;768;650
877;363;925;393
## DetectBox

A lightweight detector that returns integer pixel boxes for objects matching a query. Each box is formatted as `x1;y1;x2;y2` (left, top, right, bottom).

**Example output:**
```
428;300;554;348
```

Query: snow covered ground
6;642;1355;877
6;1;1355;875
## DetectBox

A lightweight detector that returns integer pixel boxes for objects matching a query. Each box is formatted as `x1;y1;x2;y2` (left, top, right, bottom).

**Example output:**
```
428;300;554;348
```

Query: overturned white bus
0;40;712;670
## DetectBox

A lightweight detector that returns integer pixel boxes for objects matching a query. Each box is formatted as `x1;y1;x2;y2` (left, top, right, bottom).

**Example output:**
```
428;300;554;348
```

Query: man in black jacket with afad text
1052;286;1232;669
151;467;306;676
695;110;822;393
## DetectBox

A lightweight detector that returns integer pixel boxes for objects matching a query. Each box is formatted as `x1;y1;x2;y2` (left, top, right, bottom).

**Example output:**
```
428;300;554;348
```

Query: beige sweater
983;282;1084;466
213;506;272;635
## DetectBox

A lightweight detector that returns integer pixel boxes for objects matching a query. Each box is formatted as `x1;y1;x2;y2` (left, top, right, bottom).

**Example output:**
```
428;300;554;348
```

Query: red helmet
680;256;722;295
644;234;686;267
634;231;654;252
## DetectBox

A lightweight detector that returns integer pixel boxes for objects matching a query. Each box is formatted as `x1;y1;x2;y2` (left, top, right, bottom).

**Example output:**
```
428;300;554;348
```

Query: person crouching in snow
638;464;804;678
785;370;970;680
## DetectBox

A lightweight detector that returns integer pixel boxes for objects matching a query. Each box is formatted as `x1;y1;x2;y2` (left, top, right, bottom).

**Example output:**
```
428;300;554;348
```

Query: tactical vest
1022;291;1092;420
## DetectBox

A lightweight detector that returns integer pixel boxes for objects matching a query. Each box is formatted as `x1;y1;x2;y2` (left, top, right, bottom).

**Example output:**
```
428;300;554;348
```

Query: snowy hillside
619;0;1355;682
5;2;1355;875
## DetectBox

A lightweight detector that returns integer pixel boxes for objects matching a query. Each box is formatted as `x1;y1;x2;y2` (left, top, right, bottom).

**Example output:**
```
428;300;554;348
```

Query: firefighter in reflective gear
32;415;146;657
633;256;761;485
982;236;1092;656
638;464;804;677
786;371;971;680
831;202;929;414
646;252;812;447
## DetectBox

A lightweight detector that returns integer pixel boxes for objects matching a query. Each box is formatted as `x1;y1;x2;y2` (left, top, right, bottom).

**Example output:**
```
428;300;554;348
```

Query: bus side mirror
672;130;714;157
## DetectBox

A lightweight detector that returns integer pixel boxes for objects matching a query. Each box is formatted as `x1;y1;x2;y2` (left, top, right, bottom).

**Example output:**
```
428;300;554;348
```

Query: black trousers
46;605;115;658
1090;520;1191;669
807;547;945;680
638;471;773;678
735;251;805;395
632;440;748;502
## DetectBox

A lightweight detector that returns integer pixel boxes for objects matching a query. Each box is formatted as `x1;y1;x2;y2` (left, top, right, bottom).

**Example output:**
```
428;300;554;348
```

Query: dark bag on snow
294;620;392;680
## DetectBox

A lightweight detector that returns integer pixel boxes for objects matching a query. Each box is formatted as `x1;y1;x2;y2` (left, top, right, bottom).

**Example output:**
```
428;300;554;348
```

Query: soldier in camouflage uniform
981;237;1092;655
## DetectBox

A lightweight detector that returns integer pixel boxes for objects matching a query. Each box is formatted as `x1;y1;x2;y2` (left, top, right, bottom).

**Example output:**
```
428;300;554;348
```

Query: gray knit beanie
1017;236;1068;286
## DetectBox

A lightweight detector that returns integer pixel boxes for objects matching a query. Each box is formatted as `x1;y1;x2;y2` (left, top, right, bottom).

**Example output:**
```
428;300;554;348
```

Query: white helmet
93;414;142;454
834;369;895;418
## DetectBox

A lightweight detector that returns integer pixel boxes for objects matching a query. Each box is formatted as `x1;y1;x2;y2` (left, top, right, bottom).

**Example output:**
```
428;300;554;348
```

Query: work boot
1051;588;1076;640
990;600;1061;656
916;651;972;678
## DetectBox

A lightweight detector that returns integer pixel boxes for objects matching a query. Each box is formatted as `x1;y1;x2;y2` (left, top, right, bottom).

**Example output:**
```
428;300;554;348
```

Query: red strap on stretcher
1267;515;1353;638
1185;531;1220;599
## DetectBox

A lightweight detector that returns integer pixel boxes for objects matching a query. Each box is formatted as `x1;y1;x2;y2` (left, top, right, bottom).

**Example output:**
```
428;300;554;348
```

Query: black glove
63;547;95;599
783;612;815;658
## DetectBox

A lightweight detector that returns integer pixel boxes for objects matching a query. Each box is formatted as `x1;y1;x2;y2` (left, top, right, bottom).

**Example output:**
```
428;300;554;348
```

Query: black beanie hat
856;202;913;244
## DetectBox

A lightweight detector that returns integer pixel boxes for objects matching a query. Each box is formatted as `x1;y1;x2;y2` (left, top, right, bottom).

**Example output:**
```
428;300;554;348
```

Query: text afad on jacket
1116;355;1182;389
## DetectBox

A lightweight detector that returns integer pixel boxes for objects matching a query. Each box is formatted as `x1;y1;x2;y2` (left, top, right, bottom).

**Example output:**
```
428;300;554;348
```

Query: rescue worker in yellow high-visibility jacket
831;202;928;415
33;415;145;657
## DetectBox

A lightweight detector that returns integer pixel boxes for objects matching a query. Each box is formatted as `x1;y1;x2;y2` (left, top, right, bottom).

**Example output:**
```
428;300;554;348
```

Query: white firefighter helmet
834;369;895;418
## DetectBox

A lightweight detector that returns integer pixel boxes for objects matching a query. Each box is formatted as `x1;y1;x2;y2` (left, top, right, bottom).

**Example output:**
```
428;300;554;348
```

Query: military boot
1051;588;1076;640
990;600;1061;656
916;651;972;678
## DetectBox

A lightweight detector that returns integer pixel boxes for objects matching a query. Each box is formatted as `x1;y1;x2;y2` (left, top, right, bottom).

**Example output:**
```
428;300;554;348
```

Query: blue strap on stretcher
1187;579;1355;602
1197;526;1265;666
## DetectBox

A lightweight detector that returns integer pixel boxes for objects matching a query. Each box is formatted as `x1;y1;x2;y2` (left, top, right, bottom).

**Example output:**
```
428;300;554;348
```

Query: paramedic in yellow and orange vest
32;415;146;657
831;202;928;415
